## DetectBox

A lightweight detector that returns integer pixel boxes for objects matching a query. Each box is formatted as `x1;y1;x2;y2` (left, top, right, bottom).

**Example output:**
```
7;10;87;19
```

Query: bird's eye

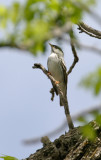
54;46;57;49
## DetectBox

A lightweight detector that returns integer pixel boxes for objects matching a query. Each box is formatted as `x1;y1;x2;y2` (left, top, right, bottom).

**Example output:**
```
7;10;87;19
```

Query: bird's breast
47;53;63;82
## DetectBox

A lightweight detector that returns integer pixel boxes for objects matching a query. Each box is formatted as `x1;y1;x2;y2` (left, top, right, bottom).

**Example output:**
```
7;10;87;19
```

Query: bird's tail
60;97;63;106
60;83;67;106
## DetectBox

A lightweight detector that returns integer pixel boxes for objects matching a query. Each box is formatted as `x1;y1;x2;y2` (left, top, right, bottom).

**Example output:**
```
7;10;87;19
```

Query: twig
79;43;101;56
69;38;101;55
67;39;79;75
50;88;55;101
78;22;101;39
80;22;101;36
71;0;101;25
62;36;101;56
0;42;29;51
32;63;74;130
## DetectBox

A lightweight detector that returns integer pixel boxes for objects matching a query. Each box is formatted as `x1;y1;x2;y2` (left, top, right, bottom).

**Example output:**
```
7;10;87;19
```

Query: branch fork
32;39;79;130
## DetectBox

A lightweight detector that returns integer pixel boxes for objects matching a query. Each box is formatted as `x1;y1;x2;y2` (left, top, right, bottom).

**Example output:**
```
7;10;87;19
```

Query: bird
47;43;67;106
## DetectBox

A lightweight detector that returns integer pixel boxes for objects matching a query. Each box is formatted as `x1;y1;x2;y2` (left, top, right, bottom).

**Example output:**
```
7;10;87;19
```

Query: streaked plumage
47;43;67;106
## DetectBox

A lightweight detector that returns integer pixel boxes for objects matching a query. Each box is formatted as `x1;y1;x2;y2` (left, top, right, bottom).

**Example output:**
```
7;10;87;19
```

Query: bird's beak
49;43;53;47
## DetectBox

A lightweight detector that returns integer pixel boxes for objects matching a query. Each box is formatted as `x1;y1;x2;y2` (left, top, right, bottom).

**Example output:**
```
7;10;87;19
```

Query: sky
0;0;101;159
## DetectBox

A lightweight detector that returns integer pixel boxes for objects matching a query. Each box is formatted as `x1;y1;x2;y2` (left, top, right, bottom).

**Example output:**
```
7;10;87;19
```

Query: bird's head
49;43;64;57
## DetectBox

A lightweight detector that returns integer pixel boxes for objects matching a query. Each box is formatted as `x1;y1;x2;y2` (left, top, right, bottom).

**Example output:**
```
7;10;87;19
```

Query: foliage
79;67;101;96
0;0;96;54
77;105;101;140
80;114;101;141
0;0;99;157
0;155;18;160
81;124;96;140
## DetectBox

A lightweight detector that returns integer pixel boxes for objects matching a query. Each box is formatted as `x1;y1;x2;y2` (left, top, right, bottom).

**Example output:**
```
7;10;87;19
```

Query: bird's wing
59;57;67;84
59;58;67;106
47;56;58;95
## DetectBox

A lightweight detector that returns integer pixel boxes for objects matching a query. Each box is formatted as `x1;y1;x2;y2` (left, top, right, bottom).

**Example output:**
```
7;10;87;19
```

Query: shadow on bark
24;120;101;160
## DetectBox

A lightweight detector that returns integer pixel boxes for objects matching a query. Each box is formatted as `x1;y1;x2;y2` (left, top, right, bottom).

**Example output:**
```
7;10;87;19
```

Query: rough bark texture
24;120;101;160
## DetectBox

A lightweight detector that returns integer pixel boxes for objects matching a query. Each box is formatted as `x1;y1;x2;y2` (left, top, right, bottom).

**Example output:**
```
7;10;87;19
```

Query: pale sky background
0;0;101;159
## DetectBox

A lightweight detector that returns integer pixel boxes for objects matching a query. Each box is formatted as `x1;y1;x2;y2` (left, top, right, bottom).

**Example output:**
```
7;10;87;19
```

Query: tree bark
23;120;101;160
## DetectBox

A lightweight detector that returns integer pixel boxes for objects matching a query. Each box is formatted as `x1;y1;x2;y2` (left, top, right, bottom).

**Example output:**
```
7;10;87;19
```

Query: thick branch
24;120;101;160
78;22;101;39
32;63;74;130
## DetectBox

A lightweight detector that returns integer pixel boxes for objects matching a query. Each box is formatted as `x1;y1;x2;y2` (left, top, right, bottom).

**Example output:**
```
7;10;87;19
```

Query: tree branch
67;39;79;75
32;63;74;130
50;88;55;101
23;120;101;160
0;42;30;51
78;43;101;55
0;22;72;51
63;36;101;56
1;22;101;56
78;22;101;39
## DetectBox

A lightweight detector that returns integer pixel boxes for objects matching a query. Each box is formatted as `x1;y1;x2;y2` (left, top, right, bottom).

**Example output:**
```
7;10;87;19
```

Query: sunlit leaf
79;67;101;96
77;116;87;123
0;155;18;160
81;124;96;140
96;114;101;126
0;6;7;16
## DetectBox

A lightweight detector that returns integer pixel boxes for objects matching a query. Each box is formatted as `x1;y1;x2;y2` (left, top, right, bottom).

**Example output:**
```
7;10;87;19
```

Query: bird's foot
55;81;60;84
47;72;51;76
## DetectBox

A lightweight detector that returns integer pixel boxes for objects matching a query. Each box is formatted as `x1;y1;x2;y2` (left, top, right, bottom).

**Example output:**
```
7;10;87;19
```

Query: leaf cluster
80;115;101;141
0;0;96;54
80;67;101;96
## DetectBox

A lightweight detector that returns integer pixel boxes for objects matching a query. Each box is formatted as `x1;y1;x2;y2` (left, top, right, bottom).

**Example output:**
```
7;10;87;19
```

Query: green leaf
79;67;101;96
0;155;18;160
77;116;87;123
81;124;96;141
0;6;7;16
0;6;7;28
96;114;101;126
9;2;20;23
